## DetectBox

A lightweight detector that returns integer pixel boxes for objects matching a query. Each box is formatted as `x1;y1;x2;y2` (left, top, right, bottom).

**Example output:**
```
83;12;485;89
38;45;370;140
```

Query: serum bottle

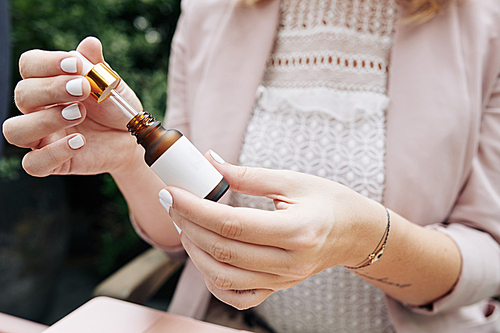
71;51;229;202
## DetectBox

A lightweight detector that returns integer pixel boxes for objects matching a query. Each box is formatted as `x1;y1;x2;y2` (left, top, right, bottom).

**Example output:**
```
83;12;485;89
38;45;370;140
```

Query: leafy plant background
8;0;181;277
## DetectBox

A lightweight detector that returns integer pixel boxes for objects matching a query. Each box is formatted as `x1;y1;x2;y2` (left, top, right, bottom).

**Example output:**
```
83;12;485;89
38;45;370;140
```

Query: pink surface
42;297;249;333
0;312;48;333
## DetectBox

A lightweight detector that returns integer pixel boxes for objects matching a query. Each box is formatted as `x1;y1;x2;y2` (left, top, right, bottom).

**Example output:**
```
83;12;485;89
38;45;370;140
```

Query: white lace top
230;0;398;332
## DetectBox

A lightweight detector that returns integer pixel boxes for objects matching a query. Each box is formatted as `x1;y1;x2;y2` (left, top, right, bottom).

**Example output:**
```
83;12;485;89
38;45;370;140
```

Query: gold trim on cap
85;63;121;103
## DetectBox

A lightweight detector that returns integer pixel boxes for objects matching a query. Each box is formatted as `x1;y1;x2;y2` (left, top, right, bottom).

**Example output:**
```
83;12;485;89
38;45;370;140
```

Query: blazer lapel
385;3;475;224
190;0;282;165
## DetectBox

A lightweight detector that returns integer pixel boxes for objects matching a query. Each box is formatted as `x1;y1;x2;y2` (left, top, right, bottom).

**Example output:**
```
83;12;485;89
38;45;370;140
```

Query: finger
205;278;273;310
168;187;302;248
205;150;306;199
181;232;293;291
3;103;86;149
19;50;84;79
15;76;91;112
176;215;298;276
76;36;105;65
22;134;86;177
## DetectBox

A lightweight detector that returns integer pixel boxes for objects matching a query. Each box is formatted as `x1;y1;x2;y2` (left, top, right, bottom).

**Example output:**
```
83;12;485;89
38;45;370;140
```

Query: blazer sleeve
414;71;500;314
129;0;192;258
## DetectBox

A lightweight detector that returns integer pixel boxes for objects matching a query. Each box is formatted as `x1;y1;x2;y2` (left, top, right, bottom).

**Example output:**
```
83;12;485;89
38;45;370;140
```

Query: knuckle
237;166;250;180
218;215;243;239
211;271;234;290
46;79;60;101
233;166;254;192
294;230;317;251
43;144;59;169
211;240;235;263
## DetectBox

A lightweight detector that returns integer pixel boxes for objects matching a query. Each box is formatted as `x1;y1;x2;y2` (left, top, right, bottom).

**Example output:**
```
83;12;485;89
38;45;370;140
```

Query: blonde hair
240;0;450;24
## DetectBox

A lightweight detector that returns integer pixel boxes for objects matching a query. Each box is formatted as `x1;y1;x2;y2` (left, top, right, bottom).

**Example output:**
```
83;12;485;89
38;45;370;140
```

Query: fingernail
209;150;226;164
60;57;78;73
159;197;171;213
66;78;83;96
159;189;173;212
68;134;84;150
172;221;182;235
61;103;81;121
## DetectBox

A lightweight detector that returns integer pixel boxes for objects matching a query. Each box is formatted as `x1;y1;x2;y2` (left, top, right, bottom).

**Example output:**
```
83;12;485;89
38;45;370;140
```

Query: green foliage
9;0;181;274
98;173;143;276
10;0;181;120
0;156;21;181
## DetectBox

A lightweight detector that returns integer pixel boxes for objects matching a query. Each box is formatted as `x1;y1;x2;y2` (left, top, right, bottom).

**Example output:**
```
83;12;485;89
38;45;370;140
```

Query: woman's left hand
161;151;388;310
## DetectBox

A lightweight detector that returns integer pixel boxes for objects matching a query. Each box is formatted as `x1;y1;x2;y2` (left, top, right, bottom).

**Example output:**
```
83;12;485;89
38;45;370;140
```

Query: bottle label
151;136;224;198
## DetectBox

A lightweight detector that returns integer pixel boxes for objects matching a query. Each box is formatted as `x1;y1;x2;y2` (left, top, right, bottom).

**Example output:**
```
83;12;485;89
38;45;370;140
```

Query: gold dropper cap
69;51;121;103
86;63;121;103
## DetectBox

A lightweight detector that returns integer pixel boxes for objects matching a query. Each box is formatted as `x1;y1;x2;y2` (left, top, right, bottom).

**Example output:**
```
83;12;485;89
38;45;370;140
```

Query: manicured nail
159;189;173;211
172;221;182;235
68;134;84;150
60;57;78;73
159;198;171;213
66;78;83;96
209;150;225;164
61;103;81;121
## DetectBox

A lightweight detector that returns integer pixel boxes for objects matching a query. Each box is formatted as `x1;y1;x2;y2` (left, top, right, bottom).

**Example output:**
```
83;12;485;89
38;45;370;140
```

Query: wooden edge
92;248;183;304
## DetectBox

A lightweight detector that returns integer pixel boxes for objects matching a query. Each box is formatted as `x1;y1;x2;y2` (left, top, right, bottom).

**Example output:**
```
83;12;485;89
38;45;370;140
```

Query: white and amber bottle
72;51;229;201
127;112;229;201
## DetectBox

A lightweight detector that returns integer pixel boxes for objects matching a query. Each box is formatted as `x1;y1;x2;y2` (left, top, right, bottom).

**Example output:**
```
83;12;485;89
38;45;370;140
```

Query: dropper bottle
71;51;229;202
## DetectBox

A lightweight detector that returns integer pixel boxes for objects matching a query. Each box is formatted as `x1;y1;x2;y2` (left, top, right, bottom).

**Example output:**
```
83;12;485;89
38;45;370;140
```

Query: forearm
110;150;181;249
347;203;462;307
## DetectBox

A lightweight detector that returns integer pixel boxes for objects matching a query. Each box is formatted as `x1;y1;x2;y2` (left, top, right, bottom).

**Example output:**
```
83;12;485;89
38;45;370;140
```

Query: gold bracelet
345;207;390;270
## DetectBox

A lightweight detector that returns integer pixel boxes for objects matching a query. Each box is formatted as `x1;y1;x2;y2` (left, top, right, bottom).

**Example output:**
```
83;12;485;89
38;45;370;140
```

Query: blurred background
0;0;181;325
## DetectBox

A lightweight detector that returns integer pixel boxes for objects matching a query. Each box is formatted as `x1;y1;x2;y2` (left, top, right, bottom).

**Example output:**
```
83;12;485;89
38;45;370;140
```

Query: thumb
76;36;105;65
205;150;299;199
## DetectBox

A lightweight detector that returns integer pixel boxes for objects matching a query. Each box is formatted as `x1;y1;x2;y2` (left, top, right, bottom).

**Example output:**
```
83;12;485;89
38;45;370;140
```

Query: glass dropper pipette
69;51;139;119
69;50;230;201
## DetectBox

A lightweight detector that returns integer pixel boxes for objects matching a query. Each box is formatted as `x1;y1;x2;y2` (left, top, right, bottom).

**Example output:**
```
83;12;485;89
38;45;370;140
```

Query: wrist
345;207;390;269
339;197;389;268
109;143;145;180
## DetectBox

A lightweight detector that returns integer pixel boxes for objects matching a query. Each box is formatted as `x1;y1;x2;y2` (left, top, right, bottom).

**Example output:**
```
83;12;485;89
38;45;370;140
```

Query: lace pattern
263;0;398;94
231;99;391;332
230;0;398;331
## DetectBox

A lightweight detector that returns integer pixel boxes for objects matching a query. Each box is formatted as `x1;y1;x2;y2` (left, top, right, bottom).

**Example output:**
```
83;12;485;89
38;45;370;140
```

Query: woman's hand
3;37;185;249
2;36;144;178
162;151;388;310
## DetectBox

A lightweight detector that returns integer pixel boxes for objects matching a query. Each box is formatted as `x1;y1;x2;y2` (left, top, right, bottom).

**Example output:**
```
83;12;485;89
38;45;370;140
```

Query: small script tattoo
353;271;412;288
233;289;257;295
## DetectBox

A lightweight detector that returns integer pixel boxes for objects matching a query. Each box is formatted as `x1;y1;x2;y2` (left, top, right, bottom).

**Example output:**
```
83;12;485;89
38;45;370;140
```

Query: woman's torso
231;0;398;331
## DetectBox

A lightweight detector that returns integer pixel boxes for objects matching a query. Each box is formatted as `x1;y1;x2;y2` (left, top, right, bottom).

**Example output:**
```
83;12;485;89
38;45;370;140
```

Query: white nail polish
68;135;84;149
60;57;78;73
159;197;171;213
66;78;83;96
209;150;226;164
159;189;173;206
172;221;182;235
61;103;81;121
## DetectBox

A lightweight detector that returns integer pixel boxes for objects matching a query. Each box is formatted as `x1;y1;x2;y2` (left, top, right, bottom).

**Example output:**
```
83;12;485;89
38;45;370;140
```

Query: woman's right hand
2;36;144;177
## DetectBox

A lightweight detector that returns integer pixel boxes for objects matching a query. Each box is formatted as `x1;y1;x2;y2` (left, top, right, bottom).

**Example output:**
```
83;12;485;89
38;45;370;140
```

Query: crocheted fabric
230;0;398;332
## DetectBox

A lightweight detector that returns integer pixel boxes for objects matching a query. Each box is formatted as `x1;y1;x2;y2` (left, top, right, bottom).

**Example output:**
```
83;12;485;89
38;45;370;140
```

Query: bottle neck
127;111;158;143
127;111;183;165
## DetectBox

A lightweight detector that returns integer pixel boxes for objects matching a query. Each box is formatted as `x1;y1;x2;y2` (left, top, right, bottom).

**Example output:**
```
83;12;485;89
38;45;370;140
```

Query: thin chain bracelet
345;207;391;270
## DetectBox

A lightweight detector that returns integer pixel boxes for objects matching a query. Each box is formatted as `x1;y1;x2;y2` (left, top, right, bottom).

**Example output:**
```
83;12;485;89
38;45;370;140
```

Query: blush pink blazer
136;0;500;331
